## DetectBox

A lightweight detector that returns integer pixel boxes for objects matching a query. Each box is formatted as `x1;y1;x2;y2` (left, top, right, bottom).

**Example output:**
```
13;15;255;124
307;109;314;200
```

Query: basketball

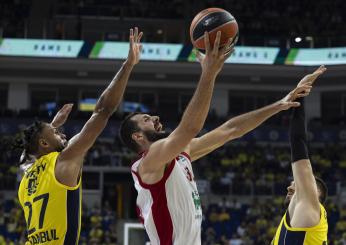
190;8;239;51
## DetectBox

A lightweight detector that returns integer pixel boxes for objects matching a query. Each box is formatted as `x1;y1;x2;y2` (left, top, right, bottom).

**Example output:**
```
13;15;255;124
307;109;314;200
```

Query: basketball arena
0;0;346;244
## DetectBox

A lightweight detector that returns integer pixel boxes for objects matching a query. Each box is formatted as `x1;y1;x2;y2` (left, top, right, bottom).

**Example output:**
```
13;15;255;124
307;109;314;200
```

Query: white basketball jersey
131;152;202;245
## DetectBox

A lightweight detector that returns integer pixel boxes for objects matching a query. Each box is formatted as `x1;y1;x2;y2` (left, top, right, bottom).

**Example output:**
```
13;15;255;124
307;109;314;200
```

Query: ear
131;132;143;142
38;138;49;148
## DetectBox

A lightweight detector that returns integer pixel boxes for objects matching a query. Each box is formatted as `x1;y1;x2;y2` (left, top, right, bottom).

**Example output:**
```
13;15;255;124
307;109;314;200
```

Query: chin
284;196;291;208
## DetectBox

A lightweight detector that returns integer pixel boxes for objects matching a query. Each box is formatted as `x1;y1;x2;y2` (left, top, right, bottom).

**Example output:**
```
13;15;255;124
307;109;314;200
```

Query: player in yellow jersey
17;27;143;245
272;65;328;245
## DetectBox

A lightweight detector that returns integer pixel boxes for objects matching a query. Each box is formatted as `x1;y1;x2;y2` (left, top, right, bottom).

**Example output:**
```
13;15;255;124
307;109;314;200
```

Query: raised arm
289;66;326;227
140;32;234;174
289;98;320;226
188;66;327;162
189;85;312;161
56;28;143;186
50;103;74;128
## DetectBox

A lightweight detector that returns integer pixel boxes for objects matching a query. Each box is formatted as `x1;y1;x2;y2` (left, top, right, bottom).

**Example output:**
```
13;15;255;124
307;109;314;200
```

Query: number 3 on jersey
24;193;49;235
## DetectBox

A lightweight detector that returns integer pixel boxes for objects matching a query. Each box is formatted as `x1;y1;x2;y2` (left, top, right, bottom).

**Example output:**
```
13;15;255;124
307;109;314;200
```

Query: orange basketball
190;8;239;51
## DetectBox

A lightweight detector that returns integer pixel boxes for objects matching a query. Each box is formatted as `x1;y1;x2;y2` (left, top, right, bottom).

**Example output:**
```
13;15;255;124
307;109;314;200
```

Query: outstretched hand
51;104;74;128
126;27;143;66
196;31;235;77
278;85;313;110
297;65;327;87
279;65;327;111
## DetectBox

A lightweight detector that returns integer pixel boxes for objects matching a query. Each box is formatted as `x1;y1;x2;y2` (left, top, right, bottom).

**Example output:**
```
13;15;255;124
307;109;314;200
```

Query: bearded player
119;31;316;245
17;28;142;244
272;66;328;245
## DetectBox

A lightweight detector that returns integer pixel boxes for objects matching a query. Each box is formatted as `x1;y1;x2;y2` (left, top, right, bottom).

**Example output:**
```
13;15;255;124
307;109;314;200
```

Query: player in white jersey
119;32;315;245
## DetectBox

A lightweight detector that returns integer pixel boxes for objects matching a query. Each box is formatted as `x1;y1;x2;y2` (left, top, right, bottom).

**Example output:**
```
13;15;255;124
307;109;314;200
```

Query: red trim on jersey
149;180;173;245
180;152;191;162
131;151;147;167
131;159;175;189
131;155;176;244
136;205;145;224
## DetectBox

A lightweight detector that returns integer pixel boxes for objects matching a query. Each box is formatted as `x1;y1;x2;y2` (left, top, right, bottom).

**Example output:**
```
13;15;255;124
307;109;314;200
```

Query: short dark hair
315;176;328;204
119;113;142;152
14;120;45;164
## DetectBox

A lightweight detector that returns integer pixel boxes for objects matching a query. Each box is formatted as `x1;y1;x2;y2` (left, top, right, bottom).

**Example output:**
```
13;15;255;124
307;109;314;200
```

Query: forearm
94;61;134;115
223;101;283;138
289;98;309;162
179;71;217;133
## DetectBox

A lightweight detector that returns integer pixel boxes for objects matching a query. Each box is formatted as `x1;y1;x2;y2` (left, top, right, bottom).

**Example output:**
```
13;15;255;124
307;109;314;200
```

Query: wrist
123;60;135;69
201;70;218;81
274;100;286;111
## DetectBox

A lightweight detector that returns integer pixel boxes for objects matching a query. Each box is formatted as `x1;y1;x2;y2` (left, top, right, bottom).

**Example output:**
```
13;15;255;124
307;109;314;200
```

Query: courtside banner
90;42;183;61
188;46;279;64
286;48;346;65
0;38;84;57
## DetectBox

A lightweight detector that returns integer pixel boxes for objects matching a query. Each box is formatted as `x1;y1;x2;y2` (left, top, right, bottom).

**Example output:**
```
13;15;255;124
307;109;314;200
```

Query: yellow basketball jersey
18;152;82;245
272;204;328;245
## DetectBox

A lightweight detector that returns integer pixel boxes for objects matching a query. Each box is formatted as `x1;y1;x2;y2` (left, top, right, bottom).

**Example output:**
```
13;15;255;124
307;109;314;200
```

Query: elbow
188;126;201;136
94;107;114;118
183;125;202;138
226;127;245;140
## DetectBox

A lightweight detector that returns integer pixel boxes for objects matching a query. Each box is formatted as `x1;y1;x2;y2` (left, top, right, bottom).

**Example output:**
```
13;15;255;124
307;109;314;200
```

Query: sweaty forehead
132;113;150;122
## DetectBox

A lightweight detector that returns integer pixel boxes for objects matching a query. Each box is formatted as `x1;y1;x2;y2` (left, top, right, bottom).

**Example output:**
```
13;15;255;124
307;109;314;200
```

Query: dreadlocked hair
13;120;45;165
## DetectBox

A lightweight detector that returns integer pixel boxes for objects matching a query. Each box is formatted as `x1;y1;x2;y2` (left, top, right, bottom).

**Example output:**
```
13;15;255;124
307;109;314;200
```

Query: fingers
314;65;327;74
213;31;221;55
204;32;211;55
294;85;312;95
196;51;203;62
62;103;74;108
220;37;234;54
129;28;134;47
60;104;73;112
222;47;235;61
138;32;143;43
290;102;301;107
134;27;138;41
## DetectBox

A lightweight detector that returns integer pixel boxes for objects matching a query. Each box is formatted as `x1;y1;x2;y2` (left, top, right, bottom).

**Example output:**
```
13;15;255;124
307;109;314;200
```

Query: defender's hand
197;31;235;77
297;65;326;87
51;104;74;128
126;27;143;66
278;85;313;110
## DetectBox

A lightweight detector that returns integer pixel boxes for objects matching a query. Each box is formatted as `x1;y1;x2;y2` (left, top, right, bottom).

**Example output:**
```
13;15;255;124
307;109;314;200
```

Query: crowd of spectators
1;0;345;45
53;0;346;40
202;197;346;244
1;114;346;243
1;194;345;244
0;197;118;244
196;143;343;196
1;129;345;195
0;0;31;37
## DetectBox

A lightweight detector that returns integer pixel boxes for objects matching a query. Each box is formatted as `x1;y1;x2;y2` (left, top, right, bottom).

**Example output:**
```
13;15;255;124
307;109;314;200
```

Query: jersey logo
27;171;39;196
25;161;47;196
192;191;201;210
184;167;193;181
177;155;194;181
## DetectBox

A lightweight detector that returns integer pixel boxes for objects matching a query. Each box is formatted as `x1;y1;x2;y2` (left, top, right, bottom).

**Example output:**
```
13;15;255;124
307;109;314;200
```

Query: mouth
155;123;163;132
287;191;294;197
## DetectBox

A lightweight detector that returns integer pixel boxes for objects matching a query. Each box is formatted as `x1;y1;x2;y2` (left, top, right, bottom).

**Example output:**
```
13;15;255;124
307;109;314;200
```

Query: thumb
288;102;301;108
196;51;203;62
